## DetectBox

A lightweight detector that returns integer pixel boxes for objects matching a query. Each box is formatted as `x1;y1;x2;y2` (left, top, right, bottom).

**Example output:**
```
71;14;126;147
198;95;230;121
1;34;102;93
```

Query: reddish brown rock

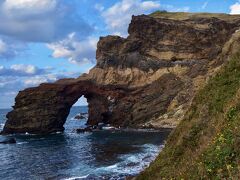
2;13;240;134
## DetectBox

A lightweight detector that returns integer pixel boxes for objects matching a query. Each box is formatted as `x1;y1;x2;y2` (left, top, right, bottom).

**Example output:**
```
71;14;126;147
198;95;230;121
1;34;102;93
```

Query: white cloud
0;64;79;87
22;71;80;86
3;0;57;15
0;64;81;108
201;1;208;10
0;39;7;54
101;0;160;36
23;74;57;86
230;1;240;14
0;38;27;59
0;0;94;60
0;0;92;42
101;0;190;36
140;1;161;10
161;4;190;12
10;64;37;74
0;64;49;76
47;33;98;64
95;3;104;12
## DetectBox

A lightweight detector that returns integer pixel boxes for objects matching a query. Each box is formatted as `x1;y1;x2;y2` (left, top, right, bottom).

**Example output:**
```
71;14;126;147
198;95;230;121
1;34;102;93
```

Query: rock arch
3;13;239;135
2;73;183;135
2;79;128;134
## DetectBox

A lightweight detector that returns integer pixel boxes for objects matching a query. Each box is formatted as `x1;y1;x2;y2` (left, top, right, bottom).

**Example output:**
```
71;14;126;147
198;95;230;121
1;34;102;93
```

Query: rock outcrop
137;24;240;179
2;12;240;134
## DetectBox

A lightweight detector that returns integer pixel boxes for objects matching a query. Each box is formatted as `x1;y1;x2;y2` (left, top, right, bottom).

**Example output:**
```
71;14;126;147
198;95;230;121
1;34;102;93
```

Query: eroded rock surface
3;13;240;134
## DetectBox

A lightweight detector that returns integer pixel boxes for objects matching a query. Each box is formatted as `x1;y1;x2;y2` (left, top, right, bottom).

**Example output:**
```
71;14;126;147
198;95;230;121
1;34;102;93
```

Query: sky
0;0;240;108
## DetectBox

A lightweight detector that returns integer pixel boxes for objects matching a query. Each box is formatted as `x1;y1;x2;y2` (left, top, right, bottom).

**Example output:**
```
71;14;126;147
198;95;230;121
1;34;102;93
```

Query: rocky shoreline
72;112;173;133
0;118;172;136
1;11;240;179
74;124;173;134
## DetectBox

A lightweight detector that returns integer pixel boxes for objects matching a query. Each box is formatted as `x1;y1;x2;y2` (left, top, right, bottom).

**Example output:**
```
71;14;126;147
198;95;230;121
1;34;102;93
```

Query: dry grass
149;11;240;21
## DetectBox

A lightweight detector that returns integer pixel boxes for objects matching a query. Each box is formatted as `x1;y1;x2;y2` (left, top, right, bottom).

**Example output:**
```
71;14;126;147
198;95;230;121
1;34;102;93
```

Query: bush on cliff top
137;53;240;179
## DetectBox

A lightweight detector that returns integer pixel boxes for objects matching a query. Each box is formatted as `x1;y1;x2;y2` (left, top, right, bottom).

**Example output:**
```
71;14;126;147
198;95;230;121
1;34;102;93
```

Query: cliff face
91;15;238;86
3;12;240;134
138;34;240;180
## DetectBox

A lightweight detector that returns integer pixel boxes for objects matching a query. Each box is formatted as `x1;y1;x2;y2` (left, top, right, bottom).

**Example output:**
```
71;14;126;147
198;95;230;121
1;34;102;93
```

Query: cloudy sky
0;0;240;108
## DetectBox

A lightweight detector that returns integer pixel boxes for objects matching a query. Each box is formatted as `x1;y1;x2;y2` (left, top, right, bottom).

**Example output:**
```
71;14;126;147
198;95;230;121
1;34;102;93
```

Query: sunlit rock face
3;13;240;134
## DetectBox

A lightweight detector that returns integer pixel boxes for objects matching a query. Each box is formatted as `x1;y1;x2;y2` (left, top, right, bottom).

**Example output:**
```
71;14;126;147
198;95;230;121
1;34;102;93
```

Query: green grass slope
137;53;240;179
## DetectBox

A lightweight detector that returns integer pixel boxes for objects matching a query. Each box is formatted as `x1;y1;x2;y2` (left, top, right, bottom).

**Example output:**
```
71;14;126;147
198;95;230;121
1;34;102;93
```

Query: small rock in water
74;115;85;120
126;161;140;167
0;138;16;144
74;113;88;120
76;126;92;133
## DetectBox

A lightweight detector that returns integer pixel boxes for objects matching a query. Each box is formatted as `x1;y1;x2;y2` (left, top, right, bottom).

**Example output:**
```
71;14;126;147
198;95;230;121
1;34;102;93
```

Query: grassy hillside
150;11;240;21
137;53;240;179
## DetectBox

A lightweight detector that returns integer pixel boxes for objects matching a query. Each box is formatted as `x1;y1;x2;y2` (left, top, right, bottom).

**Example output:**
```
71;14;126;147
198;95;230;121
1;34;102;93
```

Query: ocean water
0;106;170;180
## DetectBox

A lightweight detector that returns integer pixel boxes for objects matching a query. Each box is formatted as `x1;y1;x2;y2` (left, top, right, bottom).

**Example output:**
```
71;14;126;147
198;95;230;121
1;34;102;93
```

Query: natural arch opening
64;96;89;132
2;82;118;134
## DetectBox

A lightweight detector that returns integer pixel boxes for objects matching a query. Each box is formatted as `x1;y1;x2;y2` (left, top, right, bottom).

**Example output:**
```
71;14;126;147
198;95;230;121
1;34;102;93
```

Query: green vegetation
149;11;240;21
203;117;239;179
137;54;240;179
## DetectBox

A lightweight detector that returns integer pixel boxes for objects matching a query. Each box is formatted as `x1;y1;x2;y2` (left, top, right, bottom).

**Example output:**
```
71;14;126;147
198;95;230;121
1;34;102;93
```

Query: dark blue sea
0;106;170;180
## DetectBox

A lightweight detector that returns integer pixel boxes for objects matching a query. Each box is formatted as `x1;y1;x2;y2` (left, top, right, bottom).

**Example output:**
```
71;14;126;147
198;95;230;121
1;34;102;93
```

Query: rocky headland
2;12;240;135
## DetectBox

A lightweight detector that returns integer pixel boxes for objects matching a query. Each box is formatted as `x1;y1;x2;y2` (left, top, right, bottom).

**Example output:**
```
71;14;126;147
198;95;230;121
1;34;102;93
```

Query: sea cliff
137;12;240;179
2;12;240;138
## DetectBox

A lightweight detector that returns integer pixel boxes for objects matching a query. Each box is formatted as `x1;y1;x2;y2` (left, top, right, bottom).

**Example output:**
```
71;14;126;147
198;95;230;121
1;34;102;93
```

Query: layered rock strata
3;13;240;134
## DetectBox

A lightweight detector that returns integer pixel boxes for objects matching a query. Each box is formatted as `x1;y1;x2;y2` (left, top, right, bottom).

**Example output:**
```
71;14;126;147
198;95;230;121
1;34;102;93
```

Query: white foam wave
17;142;29;145
62;175;89;180
96;144;164;176
102;164;118;170
0;123;5;129
52;131;62;134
